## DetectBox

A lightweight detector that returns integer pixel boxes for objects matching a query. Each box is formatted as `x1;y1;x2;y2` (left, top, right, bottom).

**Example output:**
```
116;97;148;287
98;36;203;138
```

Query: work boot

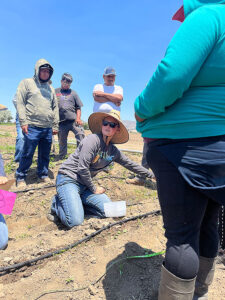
16;179;27;188
158;264;196;300
46;209;59;223
193;256;216;300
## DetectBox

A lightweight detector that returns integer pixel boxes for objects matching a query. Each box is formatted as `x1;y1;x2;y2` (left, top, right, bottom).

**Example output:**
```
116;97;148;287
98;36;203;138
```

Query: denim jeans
16;126;52;180
58;121;85;157
14;114;24;163
51;173;111;228
0;214;8;250
147;142;220;279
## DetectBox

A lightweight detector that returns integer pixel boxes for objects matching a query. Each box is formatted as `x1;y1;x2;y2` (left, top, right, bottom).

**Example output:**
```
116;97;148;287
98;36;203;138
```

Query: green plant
4;159;17;174
65;277;74;284
0;132;12;137
0;144;15;153
17;233;31;239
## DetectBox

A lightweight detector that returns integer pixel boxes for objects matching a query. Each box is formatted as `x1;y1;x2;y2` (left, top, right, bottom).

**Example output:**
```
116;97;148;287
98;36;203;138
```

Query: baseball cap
62;73;73;82
39;64;53;71
103;67;116;76
172;5;185;22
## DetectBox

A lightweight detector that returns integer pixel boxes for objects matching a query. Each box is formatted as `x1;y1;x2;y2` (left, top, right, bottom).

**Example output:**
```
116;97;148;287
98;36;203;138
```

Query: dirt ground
0;124;224;300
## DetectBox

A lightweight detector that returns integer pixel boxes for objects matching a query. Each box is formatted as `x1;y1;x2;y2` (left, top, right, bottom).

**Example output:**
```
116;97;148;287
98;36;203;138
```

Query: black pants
147;143;220;279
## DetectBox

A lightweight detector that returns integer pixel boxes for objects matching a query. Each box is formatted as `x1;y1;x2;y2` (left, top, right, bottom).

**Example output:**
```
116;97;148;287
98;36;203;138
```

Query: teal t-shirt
135;1;225;139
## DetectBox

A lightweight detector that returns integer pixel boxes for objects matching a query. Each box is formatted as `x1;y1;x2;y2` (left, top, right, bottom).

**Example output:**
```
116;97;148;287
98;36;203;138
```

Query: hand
95;186;105;194
135;113;146;122
52;130;58;135
116;101;121;107
0;176;8;185
21;125;28;134
76;119;83;126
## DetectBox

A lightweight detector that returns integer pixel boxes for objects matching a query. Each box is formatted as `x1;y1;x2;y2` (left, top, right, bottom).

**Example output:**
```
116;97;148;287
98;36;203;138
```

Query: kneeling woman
49;110;154;228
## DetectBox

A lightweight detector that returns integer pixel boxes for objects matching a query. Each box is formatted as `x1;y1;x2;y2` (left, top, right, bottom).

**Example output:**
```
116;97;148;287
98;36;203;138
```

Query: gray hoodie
16;58;59;130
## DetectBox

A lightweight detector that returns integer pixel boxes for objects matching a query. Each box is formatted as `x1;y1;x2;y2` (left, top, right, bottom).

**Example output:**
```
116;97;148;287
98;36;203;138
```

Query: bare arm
93;91;123;106
76;109;83;125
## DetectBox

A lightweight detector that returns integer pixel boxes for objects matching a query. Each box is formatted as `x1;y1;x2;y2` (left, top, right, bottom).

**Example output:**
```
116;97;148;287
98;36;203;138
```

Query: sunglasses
62;77;72;83
102;120;119;128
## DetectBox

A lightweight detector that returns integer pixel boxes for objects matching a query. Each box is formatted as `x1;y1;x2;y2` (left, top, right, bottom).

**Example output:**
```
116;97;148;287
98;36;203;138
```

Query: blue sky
0;0;182;121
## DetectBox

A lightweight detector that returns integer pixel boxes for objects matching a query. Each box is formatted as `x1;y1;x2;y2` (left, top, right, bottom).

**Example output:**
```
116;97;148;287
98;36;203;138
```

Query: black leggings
147;144;220;279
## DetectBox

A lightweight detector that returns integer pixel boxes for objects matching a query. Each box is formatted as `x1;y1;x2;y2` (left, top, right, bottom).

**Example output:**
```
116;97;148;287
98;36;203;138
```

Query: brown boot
158;264;196;300
193;256;216;300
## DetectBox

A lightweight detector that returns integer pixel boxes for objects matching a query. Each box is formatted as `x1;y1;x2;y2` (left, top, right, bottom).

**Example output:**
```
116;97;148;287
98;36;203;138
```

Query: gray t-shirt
58;133;153;193
55;88;83;122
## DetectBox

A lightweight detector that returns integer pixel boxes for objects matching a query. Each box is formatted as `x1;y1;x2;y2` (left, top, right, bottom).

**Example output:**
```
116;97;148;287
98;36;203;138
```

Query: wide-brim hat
88;110;129;144
0;179;15;191
0;104;7;111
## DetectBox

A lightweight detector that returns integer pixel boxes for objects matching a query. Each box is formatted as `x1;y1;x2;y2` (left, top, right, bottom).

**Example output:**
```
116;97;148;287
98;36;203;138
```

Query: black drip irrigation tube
0;209;161;275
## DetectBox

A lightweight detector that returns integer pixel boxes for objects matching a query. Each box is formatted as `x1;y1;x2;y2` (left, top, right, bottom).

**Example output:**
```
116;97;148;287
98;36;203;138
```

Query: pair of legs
58;121;85;158
14;113;24;163
0;214;8;250
16;126;52;181
51;173;111;228
147;144;220;280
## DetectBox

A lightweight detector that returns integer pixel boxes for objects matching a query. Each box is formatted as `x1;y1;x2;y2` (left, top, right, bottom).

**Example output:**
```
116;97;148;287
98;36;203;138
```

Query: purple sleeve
0;154;6;176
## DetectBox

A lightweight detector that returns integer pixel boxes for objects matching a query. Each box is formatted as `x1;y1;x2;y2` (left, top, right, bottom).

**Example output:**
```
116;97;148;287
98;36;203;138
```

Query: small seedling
65;277;74;284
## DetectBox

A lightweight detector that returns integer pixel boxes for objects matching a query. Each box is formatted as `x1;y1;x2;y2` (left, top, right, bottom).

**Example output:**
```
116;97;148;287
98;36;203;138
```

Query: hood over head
173;0;225;22
34;58;53;83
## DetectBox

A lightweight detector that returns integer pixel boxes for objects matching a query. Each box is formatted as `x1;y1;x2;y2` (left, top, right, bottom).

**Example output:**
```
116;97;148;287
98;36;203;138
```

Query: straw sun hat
88;109;129;144
0;104;7;111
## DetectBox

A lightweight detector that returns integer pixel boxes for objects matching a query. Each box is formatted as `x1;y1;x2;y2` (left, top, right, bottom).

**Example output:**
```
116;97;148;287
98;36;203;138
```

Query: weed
119;263;124;276
40;200;46;207
0;132;12;137
0;144;15;153
5;159;17;174
65;277;74;284
17;233;31;239
137;218;144;227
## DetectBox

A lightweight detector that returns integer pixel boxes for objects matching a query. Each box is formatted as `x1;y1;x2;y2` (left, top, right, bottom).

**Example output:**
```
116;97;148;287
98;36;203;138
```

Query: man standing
93;67;123;113
16;58;59;187
55;73;85;159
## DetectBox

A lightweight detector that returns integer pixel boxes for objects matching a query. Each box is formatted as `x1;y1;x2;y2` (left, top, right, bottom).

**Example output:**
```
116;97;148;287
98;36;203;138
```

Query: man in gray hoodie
15;58;59;187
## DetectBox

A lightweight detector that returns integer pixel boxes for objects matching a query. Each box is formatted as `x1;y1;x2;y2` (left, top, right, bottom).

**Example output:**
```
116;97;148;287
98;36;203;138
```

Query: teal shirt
135;0;225;139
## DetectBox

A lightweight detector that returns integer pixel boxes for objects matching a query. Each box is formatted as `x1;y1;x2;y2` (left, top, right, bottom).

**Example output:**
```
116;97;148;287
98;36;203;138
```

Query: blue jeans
51;173;111;228
0;214;8;250
14;114;24;163
16;126;52;180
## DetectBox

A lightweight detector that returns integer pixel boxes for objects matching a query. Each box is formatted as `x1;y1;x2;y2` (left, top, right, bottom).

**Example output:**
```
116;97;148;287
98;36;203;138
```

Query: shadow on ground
24;168;55;184
103;242;163;300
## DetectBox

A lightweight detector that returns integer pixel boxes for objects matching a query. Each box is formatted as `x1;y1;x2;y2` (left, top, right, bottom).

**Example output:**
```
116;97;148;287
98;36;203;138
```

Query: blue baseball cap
103;67;116;76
